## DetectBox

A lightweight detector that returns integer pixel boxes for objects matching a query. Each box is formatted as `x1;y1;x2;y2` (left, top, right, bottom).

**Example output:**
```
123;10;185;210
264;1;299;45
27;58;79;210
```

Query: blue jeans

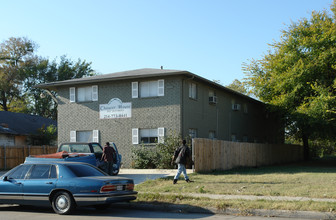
174;163;189;180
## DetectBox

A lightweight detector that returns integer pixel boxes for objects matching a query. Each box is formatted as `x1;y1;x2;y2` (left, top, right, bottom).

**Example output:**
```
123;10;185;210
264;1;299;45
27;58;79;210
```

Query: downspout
181;78;184;138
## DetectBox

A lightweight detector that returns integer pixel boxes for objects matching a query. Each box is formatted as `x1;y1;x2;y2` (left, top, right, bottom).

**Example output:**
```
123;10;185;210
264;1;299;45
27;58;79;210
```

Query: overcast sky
1;0;333;85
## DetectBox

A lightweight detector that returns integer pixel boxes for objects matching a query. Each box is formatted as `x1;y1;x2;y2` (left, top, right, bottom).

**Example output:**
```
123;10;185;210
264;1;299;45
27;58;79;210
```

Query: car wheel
52;191;75;215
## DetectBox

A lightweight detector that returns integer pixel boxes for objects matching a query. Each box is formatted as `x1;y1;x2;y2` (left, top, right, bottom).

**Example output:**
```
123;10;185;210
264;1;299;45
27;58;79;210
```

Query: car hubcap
56;195;69;211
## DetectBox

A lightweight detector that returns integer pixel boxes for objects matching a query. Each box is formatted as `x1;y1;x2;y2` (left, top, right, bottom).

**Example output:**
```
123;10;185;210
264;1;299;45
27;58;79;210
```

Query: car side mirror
3;176;8;181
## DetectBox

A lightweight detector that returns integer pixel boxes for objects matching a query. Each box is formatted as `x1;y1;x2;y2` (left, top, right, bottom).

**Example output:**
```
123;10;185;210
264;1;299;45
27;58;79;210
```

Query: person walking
101;142;116;175
172;139;192;184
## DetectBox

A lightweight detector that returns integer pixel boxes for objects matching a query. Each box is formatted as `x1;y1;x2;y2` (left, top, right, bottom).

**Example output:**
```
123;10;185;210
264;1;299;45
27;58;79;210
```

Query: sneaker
173;179;177;184
186;179;193;183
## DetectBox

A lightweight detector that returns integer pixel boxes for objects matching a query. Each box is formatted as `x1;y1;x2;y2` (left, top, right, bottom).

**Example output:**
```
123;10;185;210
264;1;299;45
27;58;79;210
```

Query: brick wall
57;76;182;167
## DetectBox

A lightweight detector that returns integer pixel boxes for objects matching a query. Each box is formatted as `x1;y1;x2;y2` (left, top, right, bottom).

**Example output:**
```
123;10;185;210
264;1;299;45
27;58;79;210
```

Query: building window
70;130;99;142
189;83;197;99
140;129;158;143
132;127;165;144
69;85;98;103
243;104;248;114
243;135;248;142
231;134;237;142
209;90;217;104
0;134;15;146
209;131;216;139
189;128;197;138
132;80;164;98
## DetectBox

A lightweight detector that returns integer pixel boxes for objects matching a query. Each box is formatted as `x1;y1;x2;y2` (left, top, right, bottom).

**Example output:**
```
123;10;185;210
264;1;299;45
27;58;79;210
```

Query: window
209;131;216;139
231;134;237;142
71;144;91;153
132;127;165;144
189;83;197;99
132;80;164;98
29;165;52;179
8;164;33;180
243;135;248;142
65;164;106;177
0;135;15;146
243;104;248;113
69;85;98;103
70;130;99;142
209;90;217;104
189;128;197;138
92;143;103;154
140;129;158;143
77;131;93;142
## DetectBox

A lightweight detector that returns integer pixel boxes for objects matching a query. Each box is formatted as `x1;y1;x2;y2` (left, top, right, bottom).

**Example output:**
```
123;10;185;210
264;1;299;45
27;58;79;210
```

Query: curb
114;202;336;219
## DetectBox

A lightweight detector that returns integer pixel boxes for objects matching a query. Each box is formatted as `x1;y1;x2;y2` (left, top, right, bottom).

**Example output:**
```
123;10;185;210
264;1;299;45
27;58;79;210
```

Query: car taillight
126;183;134;191
100;185;116;192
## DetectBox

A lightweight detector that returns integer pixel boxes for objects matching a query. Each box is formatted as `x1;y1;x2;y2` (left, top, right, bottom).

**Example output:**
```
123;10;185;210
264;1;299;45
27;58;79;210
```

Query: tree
226;79;248;95
0;37;37;111
243;1;336;159
24;55;96;120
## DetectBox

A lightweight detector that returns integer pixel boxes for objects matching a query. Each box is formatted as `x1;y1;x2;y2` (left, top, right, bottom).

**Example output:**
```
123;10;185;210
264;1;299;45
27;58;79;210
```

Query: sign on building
99;98;132;119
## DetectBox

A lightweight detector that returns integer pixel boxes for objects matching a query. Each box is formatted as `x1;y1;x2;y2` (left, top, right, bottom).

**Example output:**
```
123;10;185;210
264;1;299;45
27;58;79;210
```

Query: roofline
35;69;190;89
36;68;262;104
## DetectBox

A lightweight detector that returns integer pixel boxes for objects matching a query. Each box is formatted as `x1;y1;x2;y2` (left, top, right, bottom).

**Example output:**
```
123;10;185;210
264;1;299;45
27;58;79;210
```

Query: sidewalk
119;192;336;219
159;192;336;203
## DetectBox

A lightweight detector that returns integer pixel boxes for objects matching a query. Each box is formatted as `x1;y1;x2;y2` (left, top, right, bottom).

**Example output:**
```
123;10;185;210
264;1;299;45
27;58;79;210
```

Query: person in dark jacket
101;142;116;175
172;139;192;184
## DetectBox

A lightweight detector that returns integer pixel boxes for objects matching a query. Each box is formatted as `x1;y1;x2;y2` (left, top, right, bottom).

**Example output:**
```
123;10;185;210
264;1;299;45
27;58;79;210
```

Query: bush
131;145;160;169
131;133;189;169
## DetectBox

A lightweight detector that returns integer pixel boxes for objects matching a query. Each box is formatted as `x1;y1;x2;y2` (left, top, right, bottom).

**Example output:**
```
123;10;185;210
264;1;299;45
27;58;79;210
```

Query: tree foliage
0;37;37;111
226;79;248;95
0;37;96;120
24;55;96;120
243;1;336;157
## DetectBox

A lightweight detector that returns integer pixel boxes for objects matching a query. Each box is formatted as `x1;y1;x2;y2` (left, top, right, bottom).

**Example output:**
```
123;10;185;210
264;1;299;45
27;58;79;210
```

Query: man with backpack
172;139;192;184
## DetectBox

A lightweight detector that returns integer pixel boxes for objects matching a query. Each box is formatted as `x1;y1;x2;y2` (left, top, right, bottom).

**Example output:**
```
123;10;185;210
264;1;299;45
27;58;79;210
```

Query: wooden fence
192;138;304;172
0;146;57;170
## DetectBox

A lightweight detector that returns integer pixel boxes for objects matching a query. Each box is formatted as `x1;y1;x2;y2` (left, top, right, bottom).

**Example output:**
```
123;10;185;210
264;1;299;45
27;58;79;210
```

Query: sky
0;0;334;86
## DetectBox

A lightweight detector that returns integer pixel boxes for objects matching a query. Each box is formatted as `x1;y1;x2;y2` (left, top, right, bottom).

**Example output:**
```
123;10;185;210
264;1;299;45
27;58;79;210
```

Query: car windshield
65;164;107;177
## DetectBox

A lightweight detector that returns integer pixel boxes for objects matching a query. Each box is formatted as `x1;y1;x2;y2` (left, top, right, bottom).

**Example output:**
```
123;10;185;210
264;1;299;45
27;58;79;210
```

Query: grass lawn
134;158;336;213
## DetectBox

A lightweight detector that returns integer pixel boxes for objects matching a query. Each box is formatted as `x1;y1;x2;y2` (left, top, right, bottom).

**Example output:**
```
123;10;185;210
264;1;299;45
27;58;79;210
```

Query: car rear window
65;164;107;177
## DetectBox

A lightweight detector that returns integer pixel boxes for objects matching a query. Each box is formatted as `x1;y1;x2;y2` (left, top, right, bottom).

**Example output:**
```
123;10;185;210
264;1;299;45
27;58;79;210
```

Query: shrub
131;132;190;169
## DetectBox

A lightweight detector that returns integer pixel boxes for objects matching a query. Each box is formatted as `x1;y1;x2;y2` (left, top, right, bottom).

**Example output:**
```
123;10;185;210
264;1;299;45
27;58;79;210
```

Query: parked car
57;142;122;175
0;161;137;215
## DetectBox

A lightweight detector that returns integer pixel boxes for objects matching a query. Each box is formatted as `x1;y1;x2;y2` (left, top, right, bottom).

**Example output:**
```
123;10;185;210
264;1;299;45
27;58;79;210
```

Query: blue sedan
0;161;137;214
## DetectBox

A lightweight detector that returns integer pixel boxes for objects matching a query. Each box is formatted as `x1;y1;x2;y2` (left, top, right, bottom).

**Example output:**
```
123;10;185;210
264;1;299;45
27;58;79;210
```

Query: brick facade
39;69;283;167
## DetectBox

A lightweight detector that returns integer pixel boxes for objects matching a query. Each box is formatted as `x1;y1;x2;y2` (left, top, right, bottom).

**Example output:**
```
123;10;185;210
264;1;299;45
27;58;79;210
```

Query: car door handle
15;182;22;185
45;182;53;184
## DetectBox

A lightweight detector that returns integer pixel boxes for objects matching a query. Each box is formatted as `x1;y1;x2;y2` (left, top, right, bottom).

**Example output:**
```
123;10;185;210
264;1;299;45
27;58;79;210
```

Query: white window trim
132;128;139;144
189;82;197;99
70;130;76;142
132;82;138;98
92;85;98;101
70;86;98;103
70;130;99;142
158;127;165;143
69;87;76;103
135;79;165;98
158;79;164;96
92;130;99;142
